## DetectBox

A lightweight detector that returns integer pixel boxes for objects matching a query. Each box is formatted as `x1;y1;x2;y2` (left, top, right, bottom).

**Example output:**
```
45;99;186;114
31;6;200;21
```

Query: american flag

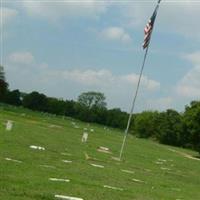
143;6;159;49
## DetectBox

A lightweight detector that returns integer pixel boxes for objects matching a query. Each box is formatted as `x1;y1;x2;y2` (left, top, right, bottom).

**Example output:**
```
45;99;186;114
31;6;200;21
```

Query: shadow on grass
194;155;200;159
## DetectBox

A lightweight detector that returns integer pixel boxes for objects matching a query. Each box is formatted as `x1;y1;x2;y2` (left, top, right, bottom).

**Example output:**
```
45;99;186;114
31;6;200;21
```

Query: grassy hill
0;105;200;200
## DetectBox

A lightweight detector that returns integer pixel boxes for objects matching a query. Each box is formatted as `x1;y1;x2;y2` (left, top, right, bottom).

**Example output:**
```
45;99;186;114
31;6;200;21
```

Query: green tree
183;101;200;152
0;65;8;102
155;109;183;146
47;97;66;115
133;111;159;138
78;91;107;109
5;89;22;106
90;106;108;124
106;108;128;129
23;91;48;111
65;100;76;117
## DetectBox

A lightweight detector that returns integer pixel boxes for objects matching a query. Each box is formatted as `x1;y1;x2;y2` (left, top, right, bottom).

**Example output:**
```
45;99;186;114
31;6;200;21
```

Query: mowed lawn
0;105;200;200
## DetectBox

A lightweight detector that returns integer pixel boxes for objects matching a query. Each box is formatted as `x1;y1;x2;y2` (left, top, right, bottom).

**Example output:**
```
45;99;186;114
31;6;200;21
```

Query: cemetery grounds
0;105;200;200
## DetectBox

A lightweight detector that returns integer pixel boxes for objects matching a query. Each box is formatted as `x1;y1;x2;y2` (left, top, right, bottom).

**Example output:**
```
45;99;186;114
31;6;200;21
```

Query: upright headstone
81;132;88;143
6;120;13;131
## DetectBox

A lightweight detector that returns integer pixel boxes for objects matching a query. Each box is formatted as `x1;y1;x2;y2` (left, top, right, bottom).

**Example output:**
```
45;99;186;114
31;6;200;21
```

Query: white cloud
121;74;160;91
176;52;200;98
20;0;109;21
159;2;200;38
5;51;160;111
41;68;159;92
8;52;34;64
1;7;18;27
176;65;200;98
58;69;160;92
120;1;200;38
63;69;113;86
185;51;200;65
100;27;132;43
146;97;173;111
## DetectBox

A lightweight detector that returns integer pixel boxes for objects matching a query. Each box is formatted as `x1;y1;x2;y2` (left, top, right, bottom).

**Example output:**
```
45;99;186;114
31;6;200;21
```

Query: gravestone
132;178;145;183
97;146;112;154
103;185;123;191
5;157;22;163
90;163;104;168
30;145;45;150
121;169;135;174
55;195;83;200
6;120;13;131
62;160;72;163
49;178;70;182
40;165;56;169
81;132;88;143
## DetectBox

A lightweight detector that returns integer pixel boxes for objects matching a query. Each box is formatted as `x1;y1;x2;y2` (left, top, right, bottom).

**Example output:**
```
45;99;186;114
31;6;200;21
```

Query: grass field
0;105;200;200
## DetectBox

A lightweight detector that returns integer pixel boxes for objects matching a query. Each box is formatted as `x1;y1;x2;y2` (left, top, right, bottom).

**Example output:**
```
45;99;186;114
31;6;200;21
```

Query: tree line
1;65;200;154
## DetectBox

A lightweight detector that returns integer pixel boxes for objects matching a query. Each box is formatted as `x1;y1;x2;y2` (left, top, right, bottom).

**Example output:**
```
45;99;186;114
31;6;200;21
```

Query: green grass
0;105;200;200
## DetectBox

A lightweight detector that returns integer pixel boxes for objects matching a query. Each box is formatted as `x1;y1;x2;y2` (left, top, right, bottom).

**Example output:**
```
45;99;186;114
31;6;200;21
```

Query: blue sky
1;0;200;112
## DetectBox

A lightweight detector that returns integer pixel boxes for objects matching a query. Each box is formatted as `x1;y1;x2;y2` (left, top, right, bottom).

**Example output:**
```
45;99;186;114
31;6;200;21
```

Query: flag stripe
143;5;159;49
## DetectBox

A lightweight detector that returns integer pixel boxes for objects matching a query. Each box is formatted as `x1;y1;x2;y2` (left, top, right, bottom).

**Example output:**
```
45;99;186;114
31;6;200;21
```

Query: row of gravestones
3;119;182;200
3;120;155;200
4;120;89;144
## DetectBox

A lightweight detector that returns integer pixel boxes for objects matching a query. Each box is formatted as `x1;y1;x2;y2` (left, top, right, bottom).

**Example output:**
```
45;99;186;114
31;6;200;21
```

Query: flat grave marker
5;157;22;163
55;195;83;200
121;169;135;174
30;145;45;150
97;146;112;154
161;167;171;171
49;178;70;182
39;165;56;169
61;152;72;156
90;163;104;168
132;178;146;184
155;161;163;165
158;158;167;162
103;185;123;191
62;160;72;164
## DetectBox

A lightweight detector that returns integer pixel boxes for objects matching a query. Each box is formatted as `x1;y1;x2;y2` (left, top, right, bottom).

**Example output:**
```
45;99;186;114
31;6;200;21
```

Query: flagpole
119;46;149;160
119;0;162;161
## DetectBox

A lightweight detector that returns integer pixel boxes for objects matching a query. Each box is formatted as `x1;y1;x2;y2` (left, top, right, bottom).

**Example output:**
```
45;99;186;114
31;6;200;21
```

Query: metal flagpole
119;0;162;160
119;46;149;160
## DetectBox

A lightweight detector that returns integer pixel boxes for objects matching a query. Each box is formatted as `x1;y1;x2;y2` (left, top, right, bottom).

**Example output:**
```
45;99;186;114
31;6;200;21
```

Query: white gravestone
55;195;83;200
103;185;123;191
81;132;88;143
6;120;13;131
30;145;45;150
49;178;70;182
